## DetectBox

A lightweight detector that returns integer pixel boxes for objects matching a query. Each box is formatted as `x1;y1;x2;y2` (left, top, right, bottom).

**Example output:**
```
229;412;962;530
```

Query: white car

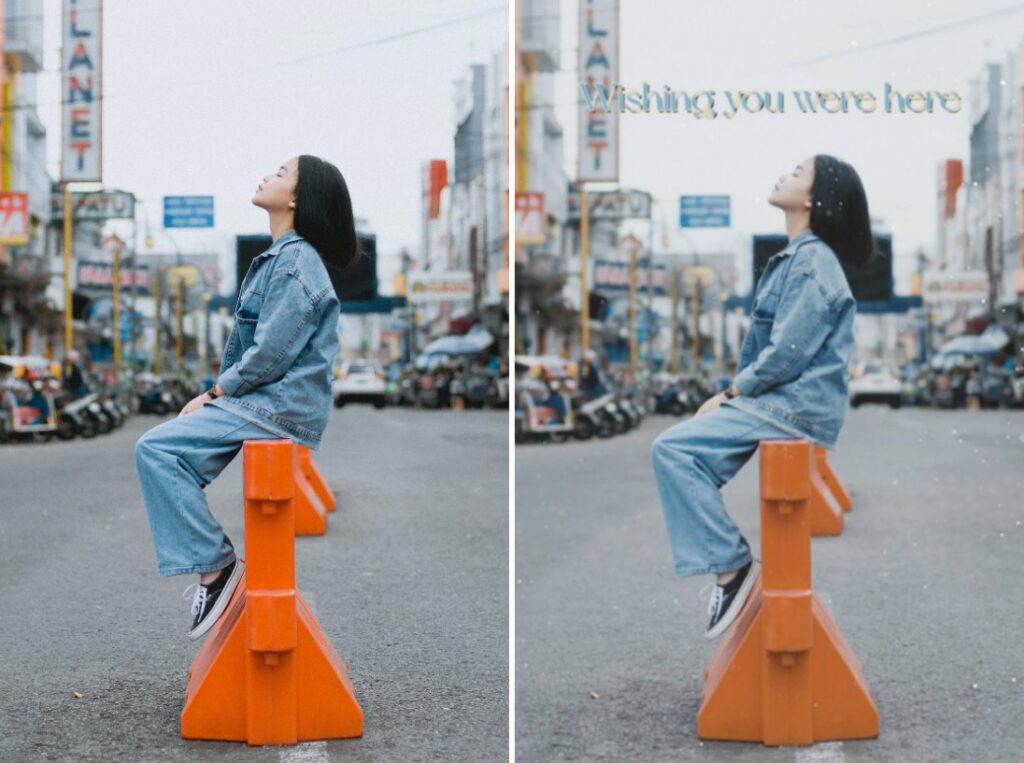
332;360;387;408
849;361;902;408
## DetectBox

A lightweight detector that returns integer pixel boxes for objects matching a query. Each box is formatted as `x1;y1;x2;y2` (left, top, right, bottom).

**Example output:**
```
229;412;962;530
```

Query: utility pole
579;183;590;354
628;236;638;364
63;183;73;354
176;275;185;373
669;268;679;374
691;276;701;372
112;236;123;365
152;270;161;375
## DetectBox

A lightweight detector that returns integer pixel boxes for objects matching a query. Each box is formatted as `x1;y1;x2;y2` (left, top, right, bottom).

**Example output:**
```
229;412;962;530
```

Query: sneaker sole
188;559;245;641
704;559;760;641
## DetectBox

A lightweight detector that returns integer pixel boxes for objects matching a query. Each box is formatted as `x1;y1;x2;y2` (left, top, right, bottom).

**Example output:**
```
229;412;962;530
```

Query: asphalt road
0;404;508;762
515;405;1024;763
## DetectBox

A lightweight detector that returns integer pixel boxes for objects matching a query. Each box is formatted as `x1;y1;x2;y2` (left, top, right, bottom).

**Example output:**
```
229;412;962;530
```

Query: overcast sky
36;0;506;293
555;0;1024;292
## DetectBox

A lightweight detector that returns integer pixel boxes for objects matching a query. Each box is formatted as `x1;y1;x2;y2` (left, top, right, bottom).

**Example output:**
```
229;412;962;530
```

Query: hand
178;392;212;416
696;392;727;417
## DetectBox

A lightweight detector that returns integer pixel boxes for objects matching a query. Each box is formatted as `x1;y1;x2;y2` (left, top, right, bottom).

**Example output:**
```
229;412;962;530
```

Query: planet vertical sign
578;0;618;182
62;0;103;182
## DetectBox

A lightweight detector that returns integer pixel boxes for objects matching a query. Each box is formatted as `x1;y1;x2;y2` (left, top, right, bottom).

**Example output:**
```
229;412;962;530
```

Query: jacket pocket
752;289;779;321
236;287;263;322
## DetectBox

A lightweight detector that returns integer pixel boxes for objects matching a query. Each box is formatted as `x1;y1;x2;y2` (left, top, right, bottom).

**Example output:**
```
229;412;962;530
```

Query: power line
790;2;1024;65
0;4;507;114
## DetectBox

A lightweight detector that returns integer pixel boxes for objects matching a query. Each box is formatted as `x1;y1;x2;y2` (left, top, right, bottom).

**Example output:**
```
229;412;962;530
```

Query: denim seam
171;453;200;573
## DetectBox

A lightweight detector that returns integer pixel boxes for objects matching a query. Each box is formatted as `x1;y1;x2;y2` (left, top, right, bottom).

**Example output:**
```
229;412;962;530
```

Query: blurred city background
0;0;510;445
514;0;1024;444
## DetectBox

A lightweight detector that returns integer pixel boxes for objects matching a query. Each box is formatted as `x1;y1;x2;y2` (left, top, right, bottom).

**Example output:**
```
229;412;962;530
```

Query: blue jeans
134;403;283;577
651;402;800;577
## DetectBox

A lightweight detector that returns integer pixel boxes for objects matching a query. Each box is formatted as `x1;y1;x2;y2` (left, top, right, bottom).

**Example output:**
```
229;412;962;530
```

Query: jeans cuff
674;551;753;578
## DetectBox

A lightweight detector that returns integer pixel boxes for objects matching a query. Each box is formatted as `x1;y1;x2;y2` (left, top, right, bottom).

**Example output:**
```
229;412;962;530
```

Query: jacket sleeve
216;259;322;398
731;267;836;398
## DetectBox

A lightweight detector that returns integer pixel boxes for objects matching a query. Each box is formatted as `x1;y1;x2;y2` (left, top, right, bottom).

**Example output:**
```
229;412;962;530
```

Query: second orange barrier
298;445;337;512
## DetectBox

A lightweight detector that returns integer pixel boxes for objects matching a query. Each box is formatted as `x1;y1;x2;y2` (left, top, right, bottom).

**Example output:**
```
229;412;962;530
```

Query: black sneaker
183;558;245;641
704;559;760;640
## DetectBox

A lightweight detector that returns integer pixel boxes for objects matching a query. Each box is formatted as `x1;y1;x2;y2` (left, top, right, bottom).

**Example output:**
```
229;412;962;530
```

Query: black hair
810;154;876;267
294;155;361;270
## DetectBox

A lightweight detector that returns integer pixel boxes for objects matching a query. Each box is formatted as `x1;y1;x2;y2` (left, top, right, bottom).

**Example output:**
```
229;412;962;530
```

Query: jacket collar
259;229;303;259
773;228;819;260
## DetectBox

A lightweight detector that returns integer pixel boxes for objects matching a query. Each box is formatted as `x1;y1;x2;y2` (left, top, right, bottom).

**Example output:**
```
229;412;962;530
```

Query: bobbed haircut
294;155;361;270
810;155;876;267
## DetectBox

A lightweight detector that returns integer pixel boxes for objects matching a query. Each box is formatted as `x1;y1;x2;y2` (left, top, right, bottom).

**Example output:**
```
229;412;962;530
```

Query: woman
651;154;874;640
135;155;358;640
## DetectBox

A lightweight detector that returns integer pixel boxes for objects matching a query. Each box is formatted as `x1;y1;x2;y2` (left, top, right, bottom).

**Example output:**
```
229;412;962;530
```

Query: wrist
724;384;741;399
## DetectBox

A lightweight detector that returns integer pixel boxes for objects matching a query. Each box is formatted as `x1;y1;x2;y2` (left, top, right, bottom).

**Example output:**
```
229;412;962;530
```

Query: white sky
36;0;506;293
555;0;1024;292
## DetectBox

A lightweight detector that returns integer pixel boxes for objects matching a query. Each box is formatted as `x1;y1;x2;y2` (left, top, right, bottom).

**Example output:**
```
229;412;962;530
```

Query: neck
269;211;295;242
785;210;811;241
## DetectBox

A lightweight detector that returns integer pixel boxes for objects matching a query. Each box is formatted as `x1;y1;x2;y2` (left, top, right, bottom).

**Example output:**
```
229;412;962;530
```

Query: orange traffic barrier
814;446;853;513
697;440;878;746
807;448;844;537
297;446;337;512
294;457;329;537
181;440;363;745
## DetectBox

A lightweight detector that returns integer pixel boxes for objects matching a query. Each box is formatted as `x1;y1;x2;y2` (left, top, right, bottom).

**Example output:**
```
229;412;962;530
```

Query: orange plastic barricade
297;445;337;512
181;440;363;745
294;458;329;537
697;440;878;746
807;448;844;537
814;445;853;513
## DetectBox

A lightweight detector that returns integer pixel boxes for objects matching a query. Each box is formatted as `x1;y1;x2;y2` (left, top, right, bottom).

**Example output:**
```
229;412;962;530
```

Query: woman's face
768;156;814;211
252;156;299;212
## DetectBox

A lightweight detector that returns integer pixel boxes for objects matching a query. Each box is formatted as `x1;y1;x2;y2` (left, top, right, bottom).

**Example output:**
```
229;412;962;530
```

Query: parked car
849;360;901;408
332;360;387;408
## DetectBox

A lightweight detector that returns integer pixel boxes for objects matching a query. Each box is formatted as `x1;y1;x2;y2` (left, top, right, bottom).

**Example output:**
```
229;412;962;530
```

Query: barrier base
697;581;878;746
181;578;363;745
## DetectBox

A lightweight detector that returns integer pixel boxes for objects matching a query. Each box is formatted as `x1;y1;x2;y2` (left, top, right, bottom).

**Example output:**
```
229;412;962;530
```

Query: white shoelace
699;582;725;621
182;582;209;617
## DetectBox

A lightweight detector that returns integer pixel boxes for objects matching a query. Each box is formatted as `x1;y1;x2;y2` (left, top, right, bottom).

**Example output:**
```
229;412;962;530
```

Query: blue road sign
680;195;730;228
164;196;214;228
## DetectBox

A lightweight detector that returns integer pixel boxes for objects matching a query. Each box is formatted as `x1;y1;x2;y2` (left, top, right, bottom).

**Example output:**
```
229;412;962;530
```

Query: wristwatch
206;385;222;399
723;384;740;399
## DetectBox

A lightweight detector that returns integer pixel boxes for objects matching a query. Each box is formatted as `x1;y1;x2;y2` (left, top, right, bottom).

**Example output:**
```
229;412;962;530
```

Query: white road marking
279;741;328;763
795;741;845;763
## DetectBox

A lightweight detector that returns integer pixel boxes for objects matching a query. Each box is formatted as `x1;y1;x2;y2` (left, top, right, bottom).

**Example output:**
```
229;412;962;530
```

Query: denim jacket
724;229;856;449
208;230;340;450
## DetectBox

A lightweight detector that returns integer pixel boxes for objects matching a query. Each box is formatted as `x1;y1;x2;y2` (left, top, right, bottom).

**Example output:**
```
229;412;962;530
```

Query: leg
134;404;281;577
650;404;797;577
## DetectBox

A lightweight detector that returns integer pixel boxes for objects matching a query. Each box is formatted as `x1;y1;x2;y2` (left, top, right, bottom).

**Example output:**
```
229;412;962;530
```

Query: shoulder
277;239;335;302
790;237;852;306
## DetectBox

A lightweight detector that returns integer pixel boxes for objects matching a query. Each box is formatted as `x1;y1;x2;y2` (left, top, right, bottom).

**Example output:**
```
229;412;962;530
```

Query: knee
134;433;150;463
135;430;161;464
652;431;696;470
651;432;679;464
